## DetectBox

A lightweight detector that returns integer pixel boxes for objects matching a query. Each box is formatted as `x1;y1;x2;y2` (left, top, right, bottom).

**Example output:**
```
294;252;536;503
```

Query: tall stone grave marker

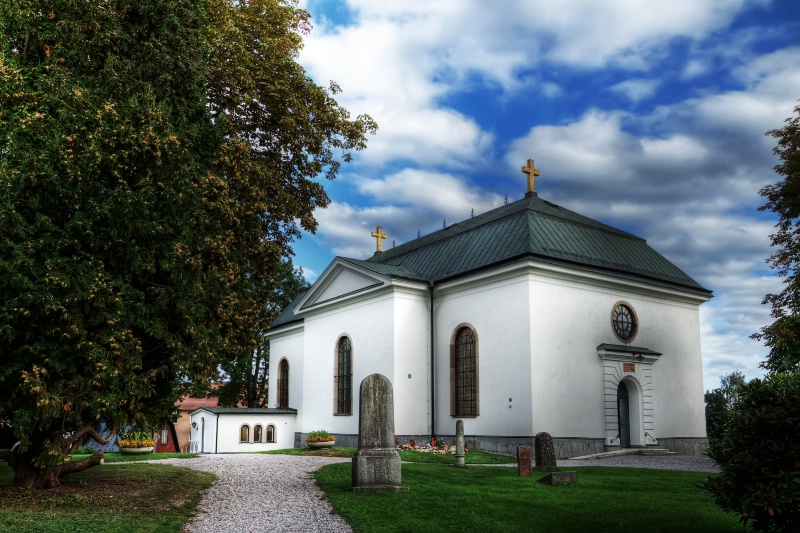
454;419;466;468
534;431;557;471
351;374;408;492
517;446;532;477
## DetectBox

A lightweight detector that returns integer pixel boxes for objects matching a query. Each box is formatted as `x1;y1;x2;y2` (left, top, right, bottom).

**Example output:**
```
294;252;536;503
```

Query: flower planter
307;441;335;449
119;446;154;455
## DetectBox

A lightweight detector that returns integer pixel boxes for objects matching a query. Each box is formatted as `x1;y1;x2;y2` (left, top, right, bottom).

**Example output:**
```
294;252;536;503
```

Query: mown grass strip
0;461;214;533
315;463;741;532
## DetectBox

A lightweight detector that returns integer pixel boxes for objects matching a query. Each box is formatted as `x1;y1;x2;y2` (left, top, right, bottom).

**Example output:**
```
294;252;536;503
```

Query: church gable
300;259;388;309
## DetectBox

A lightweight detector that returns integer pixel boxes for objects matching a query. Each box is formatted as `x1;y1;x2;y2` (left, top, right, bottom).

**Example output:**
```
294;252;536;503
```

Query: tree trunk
4;448;104;489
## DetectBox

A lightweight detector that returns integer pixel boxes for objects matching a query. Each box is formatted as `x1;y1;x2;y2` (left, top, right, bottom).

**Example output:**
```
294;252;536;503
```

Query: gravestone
351;374;408;492
454;420;466;468
537;471;578;485
534;431;557;471
517;446;532;477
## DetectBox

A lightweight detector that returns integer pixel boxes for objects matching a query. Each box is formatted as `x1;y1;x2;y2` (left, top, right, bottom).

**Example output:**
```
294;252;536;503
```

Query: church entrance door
617;382;630;448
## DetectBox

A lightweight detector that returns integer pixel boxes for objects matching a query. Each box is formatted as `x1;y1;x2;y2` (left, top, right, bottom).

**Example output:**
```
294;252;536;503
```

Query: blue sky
291;0;800;391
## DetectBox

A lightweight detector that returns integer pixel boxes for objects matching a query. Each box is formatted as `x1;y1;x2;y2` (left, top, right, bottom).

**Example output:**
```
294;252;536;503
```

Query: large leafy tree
704;370;746;442
216;259;308;408
0;0;374;489
753;105;800;373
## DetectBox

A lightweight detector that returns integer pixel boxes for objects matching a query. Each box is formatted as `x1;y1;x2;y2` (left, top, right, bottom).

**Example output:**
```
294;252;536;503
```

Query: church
263;160;712;458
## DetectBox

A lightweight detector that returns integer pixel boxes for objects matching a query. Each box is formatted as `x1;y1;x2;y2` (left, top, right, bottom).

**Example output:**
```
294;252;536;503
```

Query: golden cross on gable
371;226;387;252
521;158;541;193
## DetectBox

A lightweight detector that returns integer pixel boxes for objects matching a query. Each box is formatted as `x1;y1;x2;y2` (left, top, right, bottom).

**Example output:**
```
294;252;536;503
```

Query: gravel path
152;453;718;532
156;454;352;533
558;454;719;472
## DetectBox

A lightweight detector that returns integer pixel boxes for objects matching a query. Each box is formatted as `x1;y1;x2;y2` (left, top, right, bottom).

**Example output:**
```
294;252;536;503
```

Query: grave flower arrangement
394;436;466;455
305;429;335;443
117;429;155;449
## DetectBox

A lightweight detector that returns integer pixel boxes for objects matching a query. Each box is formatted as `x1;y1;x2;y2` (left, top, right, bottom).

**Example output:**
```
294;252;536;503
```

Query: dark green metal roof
368;193;710;292
191;407;298;415
270;192;710;330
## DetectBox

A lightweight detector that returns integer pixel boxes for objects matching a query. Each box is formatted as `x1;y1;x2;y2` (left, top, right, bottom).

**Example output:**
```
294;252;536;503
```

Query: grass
71;452;197;463
260;447;516;464
0;456;214;533
315;463;742;532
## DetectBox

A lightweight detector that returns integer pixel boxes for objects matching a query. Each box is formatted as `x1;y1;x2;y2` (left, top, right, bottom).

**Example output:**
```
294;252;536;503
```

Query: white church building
251;164;713;458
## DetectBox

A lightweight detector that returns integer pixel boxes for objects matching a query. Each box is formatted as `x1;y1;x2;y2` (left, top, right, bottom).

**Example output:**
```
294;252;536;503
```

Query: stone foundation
657;437;708;457
294;433;709;458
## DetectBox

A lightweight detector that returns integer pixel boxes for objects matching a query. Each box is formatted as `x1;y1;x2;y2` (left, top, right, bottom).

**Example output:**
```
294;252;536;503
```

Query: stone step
568;448;677;460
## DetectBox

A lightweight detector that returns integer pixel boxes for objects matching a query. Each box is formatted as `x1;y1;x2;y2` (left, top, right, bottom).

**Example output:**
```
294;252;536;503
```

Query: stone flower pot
306;440;335;449
119;446;155;455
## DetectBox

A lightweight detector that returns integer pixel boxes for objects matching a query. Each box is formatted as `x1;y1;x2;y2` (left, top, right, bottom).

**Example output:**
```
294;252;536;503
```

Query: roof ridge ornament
521;158;541;195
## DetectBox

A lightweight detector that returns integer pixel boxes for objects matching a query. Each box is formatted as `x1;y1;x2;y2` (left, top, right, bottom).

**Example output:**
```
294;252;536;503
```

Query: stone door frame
597;344;661;448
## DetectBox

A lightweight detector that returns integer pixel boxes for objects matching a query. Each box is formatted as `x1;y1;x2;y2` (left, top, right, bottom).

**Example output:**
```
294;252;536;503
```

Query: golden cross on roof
521;158;541;193
371;226;387;252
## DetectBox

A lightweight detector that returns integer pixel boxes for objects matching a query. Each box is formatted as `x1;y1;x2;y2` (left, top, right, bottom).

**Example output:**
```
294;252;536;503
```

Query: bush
75;445;97;455
703;371;800;532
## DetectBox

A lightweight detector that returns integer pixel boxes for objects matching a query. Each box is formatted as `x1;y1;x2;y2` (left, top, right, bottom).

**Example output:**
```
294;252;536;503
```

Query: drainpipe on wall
429;282;436;439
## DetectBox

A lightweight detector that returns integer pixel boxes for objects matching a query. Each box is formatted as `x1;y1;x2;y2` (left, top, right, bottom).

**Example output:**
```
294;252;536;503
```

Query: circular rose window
612;303;637;342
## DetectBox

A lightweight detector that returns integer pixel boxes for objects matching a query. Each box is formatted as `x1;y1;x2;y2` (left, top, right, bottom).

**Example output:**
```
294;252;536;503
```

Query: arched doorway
617;382;630;448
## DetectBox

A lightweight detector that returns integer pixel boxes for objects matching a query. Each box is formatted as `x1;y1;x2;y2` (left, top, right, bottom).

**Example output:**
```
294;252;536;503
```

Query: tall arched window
452;326;478;416
240;425;250;443
266;424;276;443
278;359;289;408
253;425;263;443
335;337;353;415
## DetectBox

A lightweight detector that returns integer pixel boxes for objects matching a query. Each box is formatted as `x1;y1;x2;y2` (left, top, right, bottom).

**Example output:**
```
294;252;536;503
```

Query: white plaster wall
434;272;534;438
300;290;397;435
214;415;296;452
189;411;218;453
268;328;305;427
312;268;381;304
392;289;432;435
527;268;707;441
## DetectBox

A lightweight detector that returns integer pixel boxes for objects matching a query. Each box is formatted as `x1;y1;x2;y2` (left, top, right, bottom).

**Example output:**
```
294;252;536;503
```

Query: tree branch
59;451;104;476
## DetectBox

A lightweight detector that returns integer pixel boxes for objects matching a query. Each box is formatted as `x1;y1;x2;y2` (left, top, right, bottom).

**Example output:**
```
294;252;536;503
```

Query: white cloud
313;170;504;258
611;79;661;103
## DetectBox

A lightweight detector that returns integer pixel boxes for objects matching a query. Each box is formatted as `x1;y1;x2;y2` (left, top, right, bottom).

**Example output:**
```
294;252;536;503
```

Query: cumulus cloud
293;0;796;390
611;79;661;103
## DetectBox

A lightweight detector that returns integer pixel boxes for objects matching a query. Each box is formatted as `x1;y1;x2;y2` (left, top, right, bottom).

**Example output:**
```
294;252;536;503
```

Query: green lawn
0;459;214;533
72;452;197;463
260;447;516;465
315;463;742;532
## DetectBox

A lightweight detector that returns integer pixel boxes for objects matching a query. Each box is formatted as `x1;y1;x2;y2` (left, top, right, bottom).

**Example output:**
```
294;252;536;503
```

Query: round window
612;303;637;342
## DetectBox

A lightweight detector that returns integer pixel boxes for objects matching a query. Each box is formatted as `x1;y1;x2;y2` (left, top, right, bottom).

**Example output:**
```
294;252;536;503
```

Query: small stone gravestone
351;374;408;492
537;471;578;485
517;446;532;477
454;419;466;468
534;431;557;471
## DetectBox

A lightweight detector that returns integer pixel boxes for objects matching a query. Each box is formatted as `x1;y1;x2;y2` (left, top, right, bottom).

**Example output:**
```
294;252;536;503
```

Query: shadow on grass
0;461;214;533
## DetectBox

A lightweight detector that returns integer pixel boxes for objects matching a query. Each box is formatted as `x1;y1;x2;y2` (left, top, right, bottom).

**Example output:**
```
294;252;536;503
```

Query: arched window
335;336;353;415
266;424;276;443
451;326;479;417
253;425;263;443
240;425;250;443
278;359;289;408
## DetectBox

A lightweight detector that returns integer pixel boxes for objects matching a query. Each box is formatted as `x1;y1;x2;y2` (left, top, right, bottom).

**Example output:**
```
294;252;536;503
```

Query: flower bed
395;437;466;455
305;429;335;445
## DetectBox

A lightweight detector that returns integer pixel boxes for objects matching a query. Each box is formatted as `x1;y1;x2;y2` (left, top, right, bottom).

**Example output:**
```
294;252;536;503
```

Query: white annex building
196;163;712;457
